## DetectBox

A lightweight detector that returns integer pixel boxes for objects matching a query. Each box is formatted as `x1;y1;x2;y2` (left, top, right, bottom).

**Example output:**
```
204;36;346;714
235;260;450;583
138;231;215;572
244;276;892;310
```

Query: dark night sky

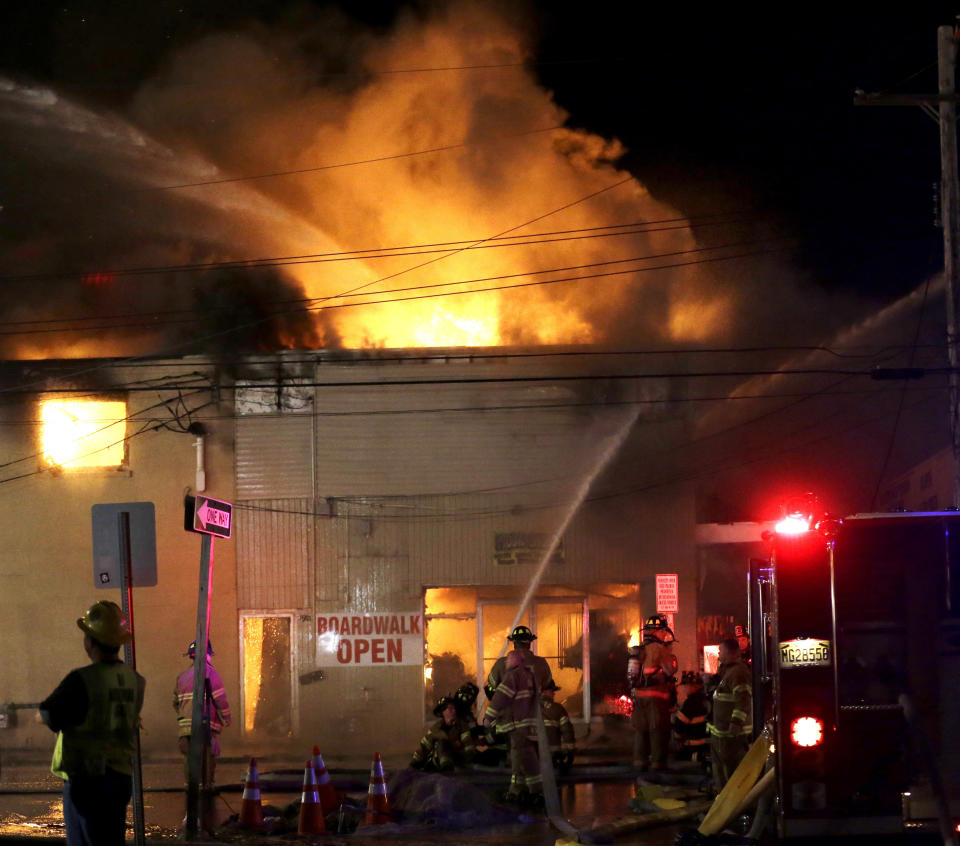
3;1;956;303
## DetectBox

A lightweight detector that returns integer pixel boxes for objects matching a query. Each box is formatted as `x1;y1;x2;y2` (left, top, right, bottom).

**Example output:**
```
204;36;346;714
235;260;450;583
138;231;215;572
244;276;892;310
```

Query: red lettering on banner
354;639;370;662
337;641;351;664
389;616;400;634
387;639;402;662
362;617;373;635
340;617;349;634
371;639;385;663
410;615;422;633
351;617;361;635
374;617;388;634
318;618;327;635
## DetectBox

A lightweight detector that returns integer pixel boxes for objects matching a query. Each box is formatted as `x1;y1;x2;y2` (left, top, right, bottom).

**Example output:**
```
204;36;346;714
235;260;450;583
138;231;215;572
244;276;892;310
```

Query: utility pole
855;23;960;505
938;25;960;508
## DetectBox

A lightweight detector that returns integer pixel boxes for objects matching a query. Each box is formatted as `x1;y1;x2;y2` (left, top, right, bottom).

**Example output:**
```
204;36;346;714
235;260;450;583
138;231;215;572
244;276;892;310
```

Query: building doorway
240;613;296;738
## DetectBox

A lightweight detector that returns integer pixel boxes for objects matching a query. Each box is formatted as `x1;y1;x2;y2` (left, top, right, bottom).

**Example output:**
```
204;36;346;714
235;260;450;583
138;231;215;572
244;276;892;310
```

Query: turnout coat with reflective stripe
174;662;231;737
484;663;537;734
708;659;752;737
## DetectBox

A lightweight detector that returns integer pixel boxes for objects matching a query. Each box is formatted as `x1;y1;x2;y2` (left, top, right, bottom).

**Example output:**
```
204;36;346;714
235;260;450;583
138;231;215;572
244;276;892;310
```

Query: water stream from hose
477;406;640;711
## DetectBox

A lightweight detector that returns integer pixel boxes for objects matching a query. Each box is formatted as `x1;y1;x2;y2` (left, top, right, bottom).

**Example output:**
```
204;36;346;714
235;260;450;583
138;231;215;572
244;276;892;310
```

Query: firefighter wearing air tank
708;638;753;790
627;614;678;771
484;625;553;697
483;626;553;806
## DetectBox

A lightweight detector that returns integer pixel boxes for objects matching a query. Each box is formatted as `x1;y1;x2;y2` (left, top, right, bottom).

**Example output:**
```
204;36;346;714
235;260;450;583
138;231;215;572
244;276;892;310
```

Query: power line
27;342;942;371
0;238;790;337
0;174;638;394
134;125;565;192
0;211;758;289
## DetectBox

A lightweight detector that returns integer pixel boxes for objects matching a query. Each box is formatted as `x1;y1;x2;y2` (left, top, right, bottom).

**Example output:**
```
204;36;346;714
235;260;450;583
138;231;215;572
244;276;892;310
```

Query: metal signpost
91;502;157;846
184;494;232;840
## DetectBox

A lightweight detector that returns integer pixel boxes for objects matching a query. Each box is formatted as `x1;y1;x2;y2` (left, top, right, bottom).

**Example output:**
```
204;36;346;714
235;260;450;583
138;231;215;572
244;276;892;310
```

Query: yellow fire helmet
76;600;132;648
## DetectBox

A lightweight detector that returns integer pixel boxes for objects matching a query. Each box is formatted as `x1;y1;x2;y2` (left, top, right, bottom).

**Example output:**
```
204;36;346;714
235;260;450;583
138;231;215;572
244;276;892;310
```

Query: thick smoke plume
0;2;861;357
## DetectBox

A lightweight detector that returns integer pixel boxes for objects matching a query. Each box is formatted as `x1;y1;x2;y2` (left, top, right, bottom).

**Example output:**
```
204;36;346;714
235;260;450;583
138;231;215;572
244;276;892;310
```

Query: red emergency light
790;716;824;747
775;514;812;535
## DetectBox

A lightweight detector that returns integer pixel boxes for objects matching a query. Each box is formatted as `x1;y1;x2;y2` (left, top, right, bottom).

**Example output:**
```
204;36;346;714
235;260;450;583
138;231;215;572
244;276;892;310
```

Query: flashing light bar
775;514;812;535
790;716;824;747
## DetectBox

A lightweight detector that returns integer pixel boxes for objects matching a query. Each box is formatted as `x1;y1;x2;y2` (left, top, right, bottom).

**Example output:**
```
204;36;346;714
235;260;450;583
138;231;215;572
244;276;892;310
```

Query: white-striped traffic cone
238;757;263;829
298;759;326;834
363;752;391;826
312;745;339;814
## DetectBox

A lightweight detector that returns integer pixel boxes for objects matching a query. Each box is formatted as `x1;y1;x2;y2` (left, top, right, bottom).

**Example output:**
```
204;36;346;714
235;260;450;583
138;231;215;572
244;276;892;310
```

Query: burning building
0;349;697;757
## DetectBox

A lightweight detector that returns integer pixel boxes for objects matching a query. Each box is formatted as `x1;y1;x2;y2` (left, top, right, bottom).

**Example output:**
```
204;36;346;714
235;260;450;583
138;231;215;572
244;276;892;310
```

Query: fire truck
748;496;960;838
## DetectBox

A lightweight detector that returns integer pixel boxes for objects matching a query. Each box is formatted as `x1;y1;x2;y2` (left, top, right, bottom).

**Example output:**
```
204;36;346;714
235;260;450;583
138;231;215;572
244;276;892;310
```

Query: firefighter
627;614;677;771
38;601;146;846
411;695;476;771
672;670;709;761
735;624;752;666
708;638;753;791
174;640;231;788
484;625;552;698
541;680;576;774
484;649;543;807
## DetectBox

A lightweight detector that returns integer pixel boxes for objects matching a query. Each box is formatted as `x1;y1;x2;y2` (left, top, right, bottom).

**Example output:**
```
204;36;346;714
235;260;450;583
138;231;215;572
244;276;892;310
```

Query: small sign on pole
185;494;232;539
91;503;157;588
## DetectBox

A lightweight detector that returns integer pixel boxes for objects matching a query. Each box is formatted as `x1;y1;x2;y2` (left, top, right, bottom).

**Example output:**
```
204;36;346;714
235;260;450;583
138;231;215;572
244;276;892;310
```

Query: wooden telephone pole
855;23;960;506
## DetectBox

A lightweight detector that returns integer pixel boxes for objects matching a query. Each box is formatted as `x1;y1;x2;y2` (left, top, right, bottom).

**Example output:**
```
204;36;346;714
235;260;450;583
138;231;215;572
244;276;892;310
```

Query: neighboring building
2;348;699;758
0;356;238;758
877;447;954;513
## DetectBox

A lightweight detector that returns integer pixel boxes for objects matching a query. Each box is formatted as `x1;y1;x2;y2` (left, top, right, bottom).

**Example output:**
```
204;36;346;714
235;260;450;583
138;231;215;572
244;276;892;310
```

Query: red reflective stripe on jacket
633;688;672;700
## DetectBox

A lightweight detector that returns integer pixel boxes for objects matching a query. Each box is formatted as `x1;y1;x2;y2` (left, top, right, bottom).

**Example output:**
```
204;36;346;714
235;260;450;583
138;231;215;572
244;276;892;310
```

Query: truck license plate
779;638;831;668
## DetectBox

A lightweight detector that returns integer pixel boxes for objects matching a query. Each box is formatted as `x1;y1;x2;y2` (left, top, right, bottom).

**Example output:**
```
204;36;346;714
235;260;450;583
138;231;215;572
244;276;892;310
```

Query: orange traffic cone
312;745;339;814
363;752;391;826
298;759;326;835
238;758;263;829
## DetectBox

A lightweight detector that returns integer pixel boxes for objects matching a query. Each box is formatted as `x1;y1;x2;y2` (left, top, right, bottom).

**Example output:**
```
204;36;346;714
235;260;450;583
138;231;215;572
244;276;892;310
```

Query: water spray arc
476;405;640;713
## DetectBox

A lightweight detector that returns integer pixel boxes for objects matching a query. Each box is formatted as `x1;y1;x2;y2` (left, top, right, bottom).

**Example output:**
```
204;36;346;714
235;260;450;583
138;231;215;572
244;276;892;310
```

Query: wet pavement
0;758;693;844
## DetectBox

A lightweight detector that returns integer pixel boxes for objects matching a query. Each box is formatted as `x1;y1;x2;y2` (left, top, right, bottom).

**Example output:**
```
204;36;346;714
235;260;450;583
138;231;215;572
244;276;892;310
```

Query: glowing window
40;399;127;469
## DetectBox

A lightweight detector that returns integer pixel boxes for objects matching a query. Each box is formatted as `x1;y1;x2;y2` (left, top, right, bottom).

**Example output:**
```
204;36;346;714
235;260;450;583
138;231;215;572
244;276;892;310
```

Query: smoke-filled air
0;2;833;357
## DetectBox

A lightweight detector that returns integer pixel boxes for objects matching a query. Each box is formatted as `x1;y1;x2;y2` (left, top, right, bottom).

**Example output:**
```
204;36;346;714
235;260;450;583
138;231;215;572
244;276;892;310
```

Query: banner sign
494;532;565;567
316;613;423;666
656;573;679;613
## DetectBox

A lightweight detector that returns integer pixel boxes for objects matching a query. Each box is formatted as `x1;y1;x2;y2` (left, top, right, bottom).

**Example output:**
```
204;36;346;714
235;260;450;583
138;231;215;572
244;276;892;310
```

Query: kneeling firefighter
411;696;475;772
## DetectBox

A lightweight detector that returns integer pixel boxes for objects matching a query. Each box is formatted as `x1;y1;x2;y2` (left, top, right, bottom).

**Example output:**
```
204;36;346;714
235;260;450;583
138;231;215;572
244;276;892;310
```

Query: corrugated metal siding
308;357;665;497
236;415;313;498
236;498;315;609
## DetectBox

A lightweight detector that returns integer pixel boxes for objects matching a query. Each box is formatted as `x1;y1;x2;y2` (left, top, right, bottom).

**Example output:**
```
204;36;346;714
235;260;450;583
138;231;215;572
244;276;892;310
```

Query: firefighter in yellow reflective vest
484;649;543;807
708;638;753;790
627;614;677;771
410;696;476;771
540;680;576;774
39;601;146;846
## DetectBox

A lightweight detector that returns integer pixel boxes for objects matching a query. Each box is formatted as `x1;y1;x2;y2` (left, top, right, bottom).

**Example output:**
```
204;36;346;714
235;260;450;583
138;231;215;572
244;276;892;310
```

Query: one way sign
186;494;233;539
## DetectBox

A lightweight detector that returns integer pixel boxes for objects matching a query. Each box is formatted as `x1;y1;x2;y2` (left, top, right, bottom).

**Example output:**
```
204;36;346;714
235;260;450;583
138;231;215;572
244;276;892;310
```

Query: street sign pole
185;532;214;840
118;511;146;846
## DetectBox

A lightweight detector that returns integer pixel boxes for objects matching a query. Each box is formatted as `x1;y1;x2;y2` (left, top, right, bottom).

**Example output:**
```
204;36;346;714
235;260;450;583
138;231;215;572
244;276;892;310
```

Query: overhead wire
0;238;794;337
0;174;637;394
0;211;759;289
